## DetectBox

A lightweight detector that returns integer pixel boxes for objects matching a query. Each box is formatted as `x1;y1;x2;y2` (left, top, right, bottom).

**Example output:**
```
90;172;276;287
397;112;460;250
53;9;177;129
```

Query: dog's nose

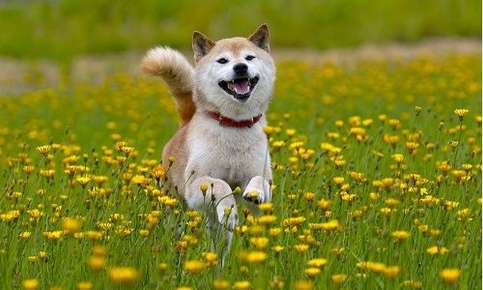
233;63;248;75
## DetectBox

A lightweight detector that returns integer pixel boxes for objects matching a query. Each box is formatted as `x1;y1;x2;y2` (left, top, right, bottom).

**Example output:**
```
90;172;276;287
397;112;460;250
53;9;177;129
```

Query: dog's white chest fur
186;115;270;188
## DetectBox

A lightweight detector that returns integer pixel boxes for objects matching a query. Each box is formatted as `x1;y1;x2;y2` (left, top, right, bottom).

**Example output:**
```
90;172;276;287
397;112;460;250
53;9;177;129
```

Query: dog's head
192;24;276;120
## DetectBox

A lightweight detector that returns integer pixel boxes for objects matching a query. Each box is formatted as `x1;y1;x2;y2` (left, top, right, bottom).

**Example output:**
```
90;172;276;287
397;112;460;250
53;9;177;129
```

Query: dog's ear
248;24;270;52
192;31;215;62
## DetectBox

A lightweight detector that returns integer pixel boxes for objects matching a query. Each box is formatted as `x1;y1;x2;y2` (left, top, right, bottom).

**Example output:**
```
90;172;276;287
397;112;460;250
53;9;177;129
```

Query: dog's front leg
242;176;271;205
185;176;238;265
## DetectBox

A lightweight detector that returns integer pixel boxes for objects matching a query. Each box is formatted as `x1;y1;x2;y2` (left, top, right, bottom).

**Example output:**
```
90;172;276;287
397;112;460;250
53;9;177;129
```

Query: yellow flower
294;244;309;253
131;175;146;185
199;183;209;193
330;247;345;256
259;215;277;225
307;258;327;268
152;165;166;179
364;261;386;273
331;274;348;283
159;262;168;271
391;153;404;163
250;237;269;249
22;279;39;290
19;231;32;239
63;217;81;233
402;280;422;289
391;230;411;241
383;266;400;278
317;199;332;210
320;219;340;231
203;252;218;266
304;191;315;201
263;126;276;135
38;251;48;260
305;267;321;276
272;245;285;253
76;176;91;187
439;268;460;284
88;255;105;270
184;260;206;273
286;128;296;136
243;251;267;263
294;280;313;290
454;109;469;119
213;279;230;290
333;177;345;185
1;210;20;222
108;267;140;284
233;281;251;290
426;245;449;255
36;145;51;155
76;281;93;290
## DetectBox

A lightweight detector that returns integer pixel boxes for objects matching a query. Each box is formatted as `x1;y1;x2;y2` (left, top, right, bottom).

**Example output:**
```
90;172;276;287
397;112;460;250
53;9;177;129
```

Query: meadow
0;53;481;289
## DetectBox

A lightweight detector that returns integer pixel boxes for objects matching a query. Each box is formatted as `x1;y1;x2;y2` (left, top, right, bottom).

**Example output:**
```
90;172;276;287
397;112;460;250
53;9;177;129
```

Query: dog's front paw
243;176;271;205
242;189;266;205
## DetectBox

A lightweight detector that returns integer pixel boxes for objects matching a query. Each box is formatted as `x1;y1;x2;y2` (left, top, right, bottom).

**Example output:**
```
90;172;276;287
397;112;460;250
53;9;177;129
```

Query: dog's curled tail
142;47;196;124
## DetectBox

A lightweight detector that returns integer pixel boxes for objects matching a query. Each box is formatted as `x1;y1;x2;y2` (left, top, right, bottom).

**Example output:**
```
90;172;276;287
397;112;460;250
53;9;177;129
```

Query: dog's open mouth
218;76;259;101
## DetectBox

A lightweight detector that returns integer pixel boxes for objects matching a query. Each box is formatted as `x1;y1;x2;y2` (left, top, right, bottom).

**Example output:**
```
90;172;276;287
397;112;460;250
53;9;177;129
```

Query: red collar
206;111;262;128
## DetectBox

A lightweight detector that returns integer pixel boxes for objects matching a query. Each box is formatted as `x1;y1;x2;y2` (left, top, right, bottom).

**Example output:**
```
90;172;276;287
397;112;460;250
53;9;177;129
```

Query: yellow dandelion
213;279;230;290
439;268;460;284
76;281;93;290
88;255;105;270
250;237;269;249
383;266;400;278
305;267;321;276
108;267;140;284
294;280;313;290
244;251;267;263
391;230;411;241
233;281;251;290
183;260;206;273
203;252;218;266
320;219;340;231
294;243;310;253
307;258;327;268
62;217;81;233
331;274;348;283
454;109;469;119
22;279;39;290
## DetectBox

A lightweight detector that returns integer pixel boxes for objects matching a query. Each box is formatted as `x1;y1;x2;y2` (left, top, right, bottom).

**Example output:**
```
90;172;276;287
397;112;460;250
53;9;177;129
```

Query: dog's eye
245;55;256;61
217;58;229;64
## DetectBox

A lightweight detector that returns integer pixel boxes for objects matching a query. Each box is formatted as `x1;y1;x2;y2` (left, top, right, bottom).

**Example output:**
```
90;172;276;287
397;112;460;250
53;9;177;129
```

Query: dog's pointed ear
192;31;215;62
248;24;271;52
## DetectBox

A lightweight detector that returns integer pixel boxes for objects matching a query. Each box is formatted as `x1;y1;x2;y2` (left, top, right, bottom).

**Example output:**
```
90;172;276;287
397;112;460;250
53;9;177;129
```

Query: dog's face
192;24;276;119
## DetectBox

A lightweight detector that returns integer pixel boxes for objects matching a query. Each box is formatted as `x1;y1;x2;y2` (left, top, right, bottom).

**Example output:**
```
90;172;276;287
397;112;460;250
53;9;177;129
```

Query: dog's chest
189;125;268;185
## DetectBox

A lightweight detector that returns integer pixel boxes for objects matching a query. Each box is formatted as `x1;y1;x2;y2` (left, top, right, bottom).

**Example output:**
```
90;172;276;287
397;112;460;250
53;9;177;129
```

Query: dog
142;24;275;258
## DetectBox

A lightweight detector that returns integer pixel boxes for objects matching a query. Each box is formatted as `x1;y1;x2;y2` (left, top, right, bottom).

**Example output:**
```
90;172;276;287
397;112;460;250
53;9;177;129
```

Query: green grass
0;54;481;289
0;0;481;62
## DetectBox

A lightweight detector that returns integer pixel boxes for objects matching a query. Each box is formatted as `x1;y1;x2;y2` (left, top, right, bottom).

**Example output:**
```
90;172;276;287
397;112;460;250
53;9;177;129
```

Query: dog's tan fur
142;47;196;124
142;24;275;258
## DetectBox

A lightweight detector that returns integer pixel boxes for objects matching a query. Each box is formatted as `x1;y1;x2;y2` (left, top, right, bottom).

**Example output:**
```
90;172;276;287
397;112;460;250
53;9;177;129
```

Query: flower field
0;53;481;289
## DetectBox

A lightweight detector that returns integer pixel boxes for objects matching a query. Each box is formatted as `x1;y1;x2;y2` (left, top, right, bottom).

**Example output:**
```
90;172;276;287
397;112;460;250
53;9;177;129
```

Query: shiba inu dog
142;24;275;256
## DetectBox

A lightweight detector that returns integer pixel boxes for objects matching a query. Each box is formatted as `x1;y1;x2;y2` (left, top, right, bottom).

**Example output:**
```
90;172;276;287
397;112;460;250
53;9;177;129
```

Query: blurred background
0;0;480;92
0;0;480;60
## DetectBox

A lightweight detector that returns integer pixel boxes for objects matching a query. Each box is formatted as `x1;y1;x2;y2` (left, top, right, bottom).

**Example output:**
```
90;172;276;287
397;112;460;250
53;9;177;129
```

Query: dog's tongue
234;79;250;95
